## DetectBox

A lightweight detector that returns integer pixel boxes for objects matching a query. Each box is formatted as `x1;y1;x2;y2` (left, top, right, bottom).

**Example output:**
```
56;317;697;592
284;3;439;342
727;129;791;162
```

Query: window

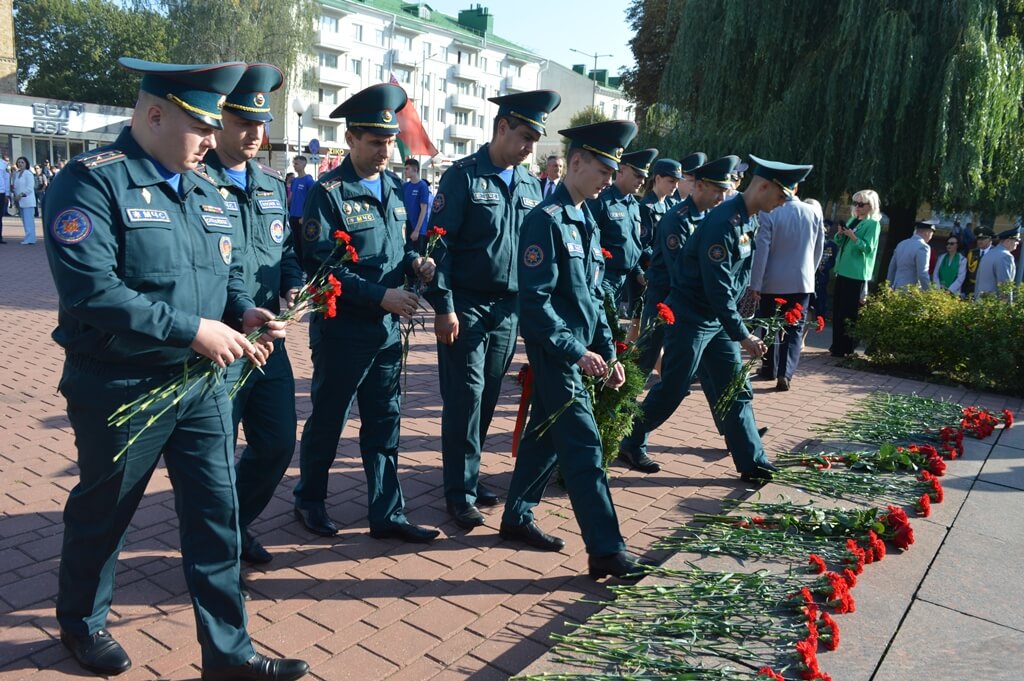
352;24;363;41
319;87;339;105
318;124;337;143
440;77;447;92
350;58;362;75
394;67;412;84
455;141;467;155
396;34;412;50
440;46;449;61
421;105;429;120
375;29;386;46
454;111;468;125
479;57;488;73
375;64;385;81
436;109;445;123
319;51;338;69
512;63;522;77
612;104;619;118
475;114;485;128
320;15;339;32
457;81;470;95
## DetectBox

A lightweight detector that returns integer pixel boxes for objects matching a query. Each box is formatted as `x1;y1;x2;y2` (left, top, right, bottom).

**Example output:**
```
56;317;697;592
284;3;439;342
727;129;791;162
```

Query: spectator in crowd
0;155;8;243
288;155;315;262
811;220;838;319
402;158;432;252
11;156;36;244
974;227;1020;301
887;220;935;290
284;171;295;202
539;154;563;198
829;189;882;357
33;164;48;216
932;232;967;294
962;227;994;297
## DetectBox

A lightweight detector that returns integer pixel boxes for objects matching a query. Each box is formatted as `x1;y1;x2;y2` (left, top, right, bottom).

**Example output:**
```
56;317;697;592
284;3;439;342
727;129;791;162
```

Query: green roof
323;0;540;60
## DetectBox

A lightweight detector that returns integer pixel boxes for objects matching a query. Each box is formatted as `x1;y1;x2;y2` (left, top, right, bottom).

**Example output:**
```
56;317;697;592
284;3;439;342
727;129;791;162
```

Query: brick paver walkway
1;220;1019;680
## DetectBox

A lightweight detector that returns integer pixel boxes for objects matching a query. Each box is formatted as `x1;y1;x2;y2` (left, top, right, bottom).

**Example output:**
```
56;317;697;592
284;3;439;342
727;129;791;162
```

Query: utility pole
569;48;613;110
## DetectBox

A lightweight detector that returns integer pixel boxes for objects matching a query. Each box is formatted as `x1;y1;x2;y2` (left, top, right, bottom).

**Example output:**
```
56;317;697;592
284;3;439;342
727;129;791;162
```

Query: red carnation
842;568;858;588
656;302;675;325
327;273;342;297
346;244;359;263
1003;409;1014;427
819;612;840;651
892;524;915;550
816;315;825;332
808;554;827;574
333;229;352;244
795;638;820;679
774;297;788;305
601;247;612;260
917;494;932;517
614;341;629;355
427;226;447;238
928;456;946;477
930;477;944;503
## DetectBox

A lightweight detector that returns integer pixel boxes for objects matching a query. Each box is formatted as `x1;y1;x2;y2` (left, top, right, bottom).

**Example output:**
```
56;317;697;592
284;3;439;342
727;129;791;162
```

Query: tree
644;0;1024;271
562;105;610;156
144;0;319;91
14;0;169;106
619;0;680;126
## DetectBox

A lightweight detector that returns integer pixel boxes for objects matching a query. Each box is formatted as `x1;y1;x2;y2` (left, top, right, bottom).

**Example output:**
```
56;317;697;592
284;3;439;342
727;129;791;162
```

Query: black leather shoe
241;533;273;564
369;521;440;543
499;521;565;551
202;653;310;681
618;448;661;474
447;502;486;529
740;461;779;484
476;485;500;507
588;552;649;581
60;629;132;676
776;377;791;391
293;504;338;537
757;426;769;438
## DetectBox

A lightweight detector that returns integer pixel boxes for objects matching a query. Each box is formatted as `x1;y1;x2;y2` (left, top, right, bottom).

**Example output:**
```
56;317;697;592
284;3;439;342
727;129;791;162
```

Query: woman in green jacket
830;189;881;357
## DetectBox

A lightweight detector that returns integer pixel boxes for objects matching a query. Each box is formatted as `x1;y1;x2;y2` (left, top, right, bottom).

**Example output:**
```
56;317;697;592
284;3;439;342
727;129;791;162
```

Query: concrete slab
978;443;1024;491
874;600;1024;681
995;423;1024;451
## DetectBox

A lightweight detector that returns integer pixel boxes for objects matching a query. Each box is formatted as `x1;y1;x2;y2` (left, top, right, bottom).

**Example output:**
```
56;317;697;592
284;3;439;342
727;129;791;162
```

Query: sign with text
32;102;84;136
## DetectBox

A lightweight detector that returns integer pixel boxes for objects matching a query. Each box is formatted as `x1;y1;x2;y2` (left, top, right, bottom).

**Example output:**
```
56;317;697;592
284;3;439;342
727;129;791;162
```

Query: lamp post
291;97;308;156
569;48;613;110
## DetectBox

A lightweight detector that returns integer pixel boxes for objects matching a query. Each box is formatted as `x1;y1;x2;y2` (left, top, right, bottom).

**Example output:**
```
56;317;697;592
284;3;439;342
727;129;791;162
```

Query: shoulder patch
50;208;93;244
674;203;691;217
258;162;283;180
543;203;561;216
523;244;544;268
432;192;446;213
76;150;126;170
303;219;321;242
453;155;477;168
666;234;681;250
707;243;727;262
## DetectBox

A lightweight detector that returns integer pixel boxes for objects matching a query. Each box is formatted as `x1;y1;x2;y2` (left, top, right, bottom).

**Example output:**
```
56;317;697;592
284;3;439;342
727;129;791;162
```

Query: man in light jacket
887;220;935;290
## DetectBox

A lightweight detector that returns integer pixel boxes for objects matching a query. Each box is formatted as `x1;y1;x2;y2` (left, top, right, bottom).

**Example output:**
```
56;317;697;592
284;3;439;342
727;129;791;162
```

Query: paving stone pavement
1;220;1021;680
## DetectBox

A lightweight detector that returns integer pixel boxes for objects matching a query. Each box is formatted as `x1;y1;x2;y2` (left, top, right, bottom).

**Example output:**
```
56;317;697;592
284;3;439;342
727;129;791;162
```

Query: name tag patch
127;208;171;223
394;206;407;220
256;198;283;211
202;214;232;229
609;210;626;219
520;197;539;209
565;242;585;256
471;192;500;202
345;213;374;226
223;200;239;211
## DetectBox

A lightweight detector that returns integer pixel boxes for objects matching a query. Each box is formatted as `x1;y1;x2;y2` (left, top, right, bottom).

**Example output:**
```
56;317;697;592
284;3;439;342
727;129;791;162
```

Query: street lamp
291;97;308;155
570;48;613;110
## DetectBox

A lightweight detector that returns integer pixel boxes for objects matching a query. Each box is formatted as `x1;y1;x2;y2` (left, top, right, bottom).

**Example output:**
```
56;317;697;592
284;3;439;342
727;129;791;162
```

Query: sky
421;0;637;76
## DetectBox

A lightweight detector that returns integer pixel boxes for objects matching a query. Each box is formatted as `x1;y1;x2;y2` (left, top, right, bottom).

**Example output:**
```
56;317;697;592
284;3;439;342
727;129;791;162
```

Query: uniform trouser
227;341;297;534
55;357;253;670
636;284;669;374
438;293;517;506
756;293;809;381
501;343;626;557
830;275;863;356
620;313;769;474
294;319;407;530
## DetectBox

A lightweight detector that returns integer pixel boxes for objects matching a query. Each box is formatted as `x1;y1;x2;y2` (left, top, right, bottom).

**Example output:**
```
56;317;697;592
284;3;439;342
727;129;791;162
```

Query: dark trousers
56;358;253;669
830;275;863;356
756;293;810;380
437;293;517;506
227;341;297;535
502;343;626;556
636;284;668;374
0;192;5;240
288;216;304;266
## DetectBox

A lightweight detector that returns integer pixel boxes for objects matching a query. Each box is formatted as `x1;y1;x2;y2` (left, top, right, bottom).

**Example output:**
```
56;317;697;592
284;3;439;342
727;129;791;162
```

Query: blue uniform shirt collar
475;143;533;184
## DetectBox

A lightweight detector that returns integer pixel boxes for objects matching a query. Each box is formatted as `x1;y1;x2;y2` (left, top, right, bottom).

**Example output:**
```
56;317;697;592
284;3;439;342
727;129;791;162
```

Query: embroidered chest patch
523;244;544;267
269;219;285;244
126;208;171;223
219;235;233;264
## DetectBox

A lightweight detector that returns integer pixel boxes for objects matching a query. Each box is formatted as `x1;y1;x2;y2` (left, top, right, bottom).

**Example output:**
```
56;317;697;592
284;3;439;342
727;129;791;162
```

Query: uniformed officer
501;119;648;580
619;155;813;484
425;90;561;529
974;227;1020;300
588;147;656;308
963;227;994;297
622;155;740;473
294;84;439;543
887;220;935;289
44;58;308;680
203;64;305;567
669;151;707;206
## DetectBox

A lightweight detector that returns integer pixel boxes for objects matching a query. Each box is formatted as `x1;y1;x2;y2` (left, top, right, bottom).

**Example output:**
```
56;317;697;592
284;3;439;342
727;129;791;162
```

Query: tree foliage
562;105;610;156
14;0;169;107
619;0;681;125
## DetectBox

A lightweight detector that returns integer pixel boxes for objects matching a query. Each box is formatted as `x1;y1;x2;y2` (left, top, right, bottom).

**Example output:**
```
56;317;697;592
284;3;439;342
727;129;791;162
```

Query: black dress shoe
588;552;649;581
369;521;440;543
740;461;779;484
447;502;486;529
617;448;661;474
758;426;769;437
61;629;132;676
202;653;309;681
476;484;500;507
776;377;791;391
499;521;565;551
293;505;338;537
241;533;273;564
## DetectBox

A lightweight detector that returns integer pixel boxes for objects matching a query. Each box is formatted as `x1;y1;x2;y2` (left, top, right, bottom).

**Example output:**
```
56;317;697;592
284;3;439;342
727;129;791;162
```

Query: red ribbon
511;365;533;458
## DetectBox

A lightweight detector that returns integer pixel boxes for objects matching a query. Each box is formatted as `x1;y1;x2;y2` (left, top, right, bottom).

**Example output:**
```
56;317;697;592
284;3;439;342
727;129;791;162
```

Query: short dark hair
405;158;420;171
565;146;593;165
294;155;307;163
492;114;525;138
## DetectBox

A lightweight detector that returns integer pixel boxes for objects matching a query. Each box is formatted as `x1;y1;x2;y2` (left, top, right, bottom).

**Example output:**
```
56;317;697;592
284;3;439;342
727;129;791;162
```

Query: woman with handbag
829;189;881;357
12;157;37;244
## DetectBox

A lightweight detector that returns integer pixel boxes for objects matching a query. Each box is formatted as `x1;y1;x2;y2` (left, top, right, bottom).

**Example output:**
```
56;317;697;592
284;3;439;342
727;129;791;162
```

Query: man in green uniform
590;147;656;308
203;64;305;567
294;84;439;543
623;155;740;473
425;90;561;529
501;120;649;580
44;58;308;680
619;155;812;483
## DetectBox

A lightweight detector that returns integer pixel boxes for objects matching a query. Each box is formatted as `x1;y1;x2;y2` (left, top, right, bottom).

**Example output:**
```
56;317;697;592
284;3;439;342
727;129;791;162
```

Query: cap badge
382;110;393;123
217;95;226;109
254;93;266;107
541;112;548;122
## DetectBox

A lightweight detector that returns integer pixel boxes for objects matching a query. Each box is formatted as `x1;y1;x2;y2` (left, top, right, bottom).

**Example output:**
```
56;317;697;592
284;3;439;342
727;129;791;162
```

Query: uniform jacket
963;246;991;294
670;194;755;342
301;156;419;325
202;154;303;317
638;191;668;266
886;235;931;289
518;183;614;364
588;184;642;276
425;144;542;314
645;195;703;302
833;217;881;281
973;244;1016;299
749;196;824;294
43;127;253;366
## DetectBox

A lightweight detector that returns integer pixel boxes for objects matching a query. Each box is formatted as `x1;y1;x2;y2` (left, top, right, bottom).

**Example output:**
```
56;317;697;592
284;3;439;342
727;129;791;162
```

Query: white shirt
12;170;36;208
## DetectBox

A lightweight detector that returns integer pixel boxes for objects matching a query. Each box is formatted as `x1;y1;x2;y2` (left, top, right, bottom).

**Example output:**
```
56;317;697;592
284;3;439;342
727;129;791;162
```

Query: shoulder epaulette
322;178;343;192
76;150;126;170
453;155;477;169
195;162;208;174
543;203;561;216
193;169;218;187
674;202;691;217
258;162;282;180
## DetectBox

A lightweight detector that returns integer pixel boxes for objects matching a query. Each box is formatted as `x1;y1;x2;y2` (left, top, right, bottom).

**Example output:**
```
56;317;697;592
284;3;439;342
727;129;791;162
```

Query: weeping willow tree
641;0;1024;265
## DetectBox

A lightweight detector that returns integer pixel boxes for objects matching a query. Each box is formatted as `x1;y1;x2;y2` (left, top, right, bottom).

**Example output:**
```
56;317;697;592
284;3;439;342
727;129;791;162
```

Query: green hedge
853;284;1024;395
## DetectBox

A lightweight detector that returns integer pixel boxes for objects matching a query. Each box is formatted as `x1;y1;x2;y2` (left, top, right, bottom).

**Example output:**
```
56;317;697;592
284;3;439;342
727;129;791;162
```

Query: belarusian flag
389;74;438;158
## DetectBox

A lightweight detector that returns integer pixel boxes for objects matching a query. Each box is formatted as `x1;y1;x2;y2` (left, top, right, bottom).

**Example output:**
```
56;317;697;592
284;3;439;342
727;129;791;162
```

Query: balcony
448;124;484;141
448;93;485;111
310;102;340;121
503;75;534;94
315;30;348;51
450;63;481;81
390;48;418;66
317;66;360;89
